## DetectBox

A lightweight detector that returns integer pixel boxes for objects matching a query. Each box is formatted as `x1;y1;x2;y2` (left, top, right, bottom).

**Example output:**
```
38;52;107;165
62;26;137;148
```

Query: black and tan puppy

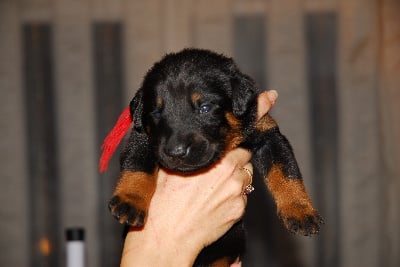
108;48;322;266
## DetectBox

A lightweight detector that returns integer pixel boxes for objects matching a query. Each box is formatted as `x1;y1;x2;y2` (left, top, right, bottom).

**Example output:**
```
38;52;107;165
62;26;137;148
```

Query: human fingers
257;90;278;119
214;161;253;222
201;163;253;240
223;147;252;169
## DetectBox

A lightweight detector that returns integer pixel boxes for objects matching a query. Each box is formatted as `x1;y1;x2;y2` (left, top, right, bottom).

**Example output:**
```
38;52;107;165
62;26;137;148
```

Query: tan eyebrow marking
191;92;202;103
156;97;163;108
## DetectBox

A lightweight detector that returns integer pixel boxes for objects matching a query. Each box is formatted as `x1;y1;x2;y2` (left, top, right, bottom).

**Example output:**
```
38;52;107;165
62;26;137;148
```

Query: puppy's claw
108;195;147;227
281;212;323;236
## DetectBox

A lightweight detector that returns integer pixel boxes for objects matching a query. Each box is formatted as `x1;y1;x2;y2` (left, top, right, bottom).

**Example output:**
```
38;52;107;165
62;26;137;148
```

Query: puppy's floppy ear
231;70;257;117
130;88;144;131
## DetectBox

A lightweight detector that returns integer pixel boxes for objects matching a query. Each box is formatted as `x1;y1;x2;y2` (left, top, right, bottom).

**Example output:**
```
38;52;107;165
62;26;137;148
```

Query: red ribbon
99;106;132;172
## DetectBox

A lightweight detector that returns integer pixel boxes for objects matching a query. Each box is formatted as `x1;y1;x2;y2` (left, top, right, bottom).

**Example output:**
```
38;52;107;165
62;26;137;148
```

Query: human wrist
121;227;201;267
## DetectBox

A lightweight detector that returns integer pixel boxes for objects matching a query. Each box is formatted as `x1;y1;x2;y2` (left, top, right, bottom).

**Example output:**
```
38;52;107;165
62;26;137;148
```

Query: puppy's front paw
279;208;323;236
108;195;146;227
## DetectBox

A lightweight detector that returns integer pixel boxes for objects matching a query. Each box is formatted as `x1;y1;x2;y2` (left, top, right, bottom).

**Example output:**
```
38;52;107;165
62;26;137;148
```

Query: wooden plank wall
53;1;99;267
0;1;399;267
338;1;381;266
378;1;400;266
234;15;267;91
23;23;61;267
93;22;125;267
306;13;339;267
0;1;29;266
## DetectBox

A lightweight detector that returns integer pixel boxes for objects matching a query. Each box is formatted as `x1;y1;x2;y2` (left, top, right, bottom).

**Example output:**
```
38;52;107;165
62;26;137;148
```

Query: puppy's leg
253;114;323;236
109;130;157;227
109;170;156;226
265;163;323;236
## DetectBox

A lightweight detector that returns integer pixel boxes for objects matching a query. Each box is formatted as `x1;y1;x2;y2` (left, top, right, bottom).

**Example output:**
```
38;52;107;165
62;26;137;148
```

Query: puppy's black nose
163;144;189;158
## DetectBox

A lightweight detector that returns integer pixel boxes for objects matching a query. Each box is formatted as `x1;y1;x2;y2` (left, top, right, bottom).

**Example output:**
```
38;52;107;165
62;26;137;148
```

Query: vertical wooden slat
123;0;164;98
338;0;380;266
93;22;125;267
234;14;305;267
378;0;400;266
0;1;29;266
53;0;100;266
192;0;232;55
233;15;266;90
23;23;61;267
234;15;273;267
162;0;192;52
306;12;339;267
268;1;315;266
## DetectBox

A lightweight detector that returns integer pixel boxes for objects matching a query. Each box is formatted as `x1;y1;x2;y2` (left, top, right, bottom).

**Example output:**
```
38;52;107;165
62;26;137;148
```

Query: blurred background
1;0;399;266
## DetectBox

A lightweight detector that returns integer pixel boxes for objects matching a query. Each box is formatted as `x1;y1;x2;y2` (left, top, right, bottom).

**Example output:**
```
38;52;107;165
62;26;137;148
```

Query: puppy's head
131;49;258;173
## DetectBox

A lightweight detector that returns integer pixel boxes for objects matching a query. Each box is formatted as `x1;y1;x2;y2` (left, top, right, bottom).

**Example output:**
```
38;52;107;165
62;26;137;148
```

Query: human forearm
121;226;199;267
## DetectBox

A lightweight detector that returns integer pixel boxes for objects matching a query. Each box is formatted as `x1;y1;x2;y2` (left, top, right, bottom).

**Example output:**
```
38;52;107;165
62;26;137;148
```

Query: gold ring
239;167;254;195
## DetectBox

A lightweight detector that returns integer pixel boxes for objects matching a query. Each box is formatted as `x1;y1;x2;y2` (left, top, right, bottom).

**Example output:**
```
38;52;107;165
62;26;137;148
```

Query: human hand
121;148;252;266
257;90;278;118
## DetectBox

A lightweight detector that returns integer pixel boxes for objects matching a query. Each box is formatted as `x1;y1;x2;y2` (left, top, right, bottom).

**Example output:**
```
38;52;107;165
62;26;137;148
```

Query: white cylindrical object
66;228;85;267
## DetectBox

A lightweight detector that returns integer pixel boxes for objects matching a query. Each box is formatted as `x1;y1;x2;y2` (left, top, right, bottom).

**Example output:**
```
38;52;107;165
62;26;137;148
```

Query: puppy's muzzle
158;134;218;172
163;143;190;159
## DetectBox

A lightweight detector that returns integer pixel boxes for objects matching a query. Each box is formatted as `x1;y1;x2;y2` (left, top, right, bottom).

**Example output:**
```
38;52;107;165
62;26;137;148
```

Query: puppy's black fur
109;48;322;266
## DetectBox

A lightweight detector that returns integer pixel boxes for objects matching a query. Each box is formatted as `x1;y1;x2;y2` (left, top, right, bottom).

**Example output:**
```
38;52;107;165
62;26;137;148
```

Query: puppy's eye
151;110;161;120
199;104;211;114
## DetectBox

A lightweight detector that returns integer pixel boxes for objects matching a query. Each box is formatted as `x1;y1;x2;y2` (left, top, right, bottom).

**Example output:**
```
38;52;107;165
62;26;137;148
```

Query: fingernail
267;90;278;103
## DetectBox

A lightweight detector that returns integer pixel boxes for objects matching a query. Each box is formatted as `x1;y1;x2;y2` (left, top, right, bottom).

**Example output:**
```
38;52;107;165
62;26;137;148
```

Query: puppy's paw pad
281;212;324;236
108;195;146;227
